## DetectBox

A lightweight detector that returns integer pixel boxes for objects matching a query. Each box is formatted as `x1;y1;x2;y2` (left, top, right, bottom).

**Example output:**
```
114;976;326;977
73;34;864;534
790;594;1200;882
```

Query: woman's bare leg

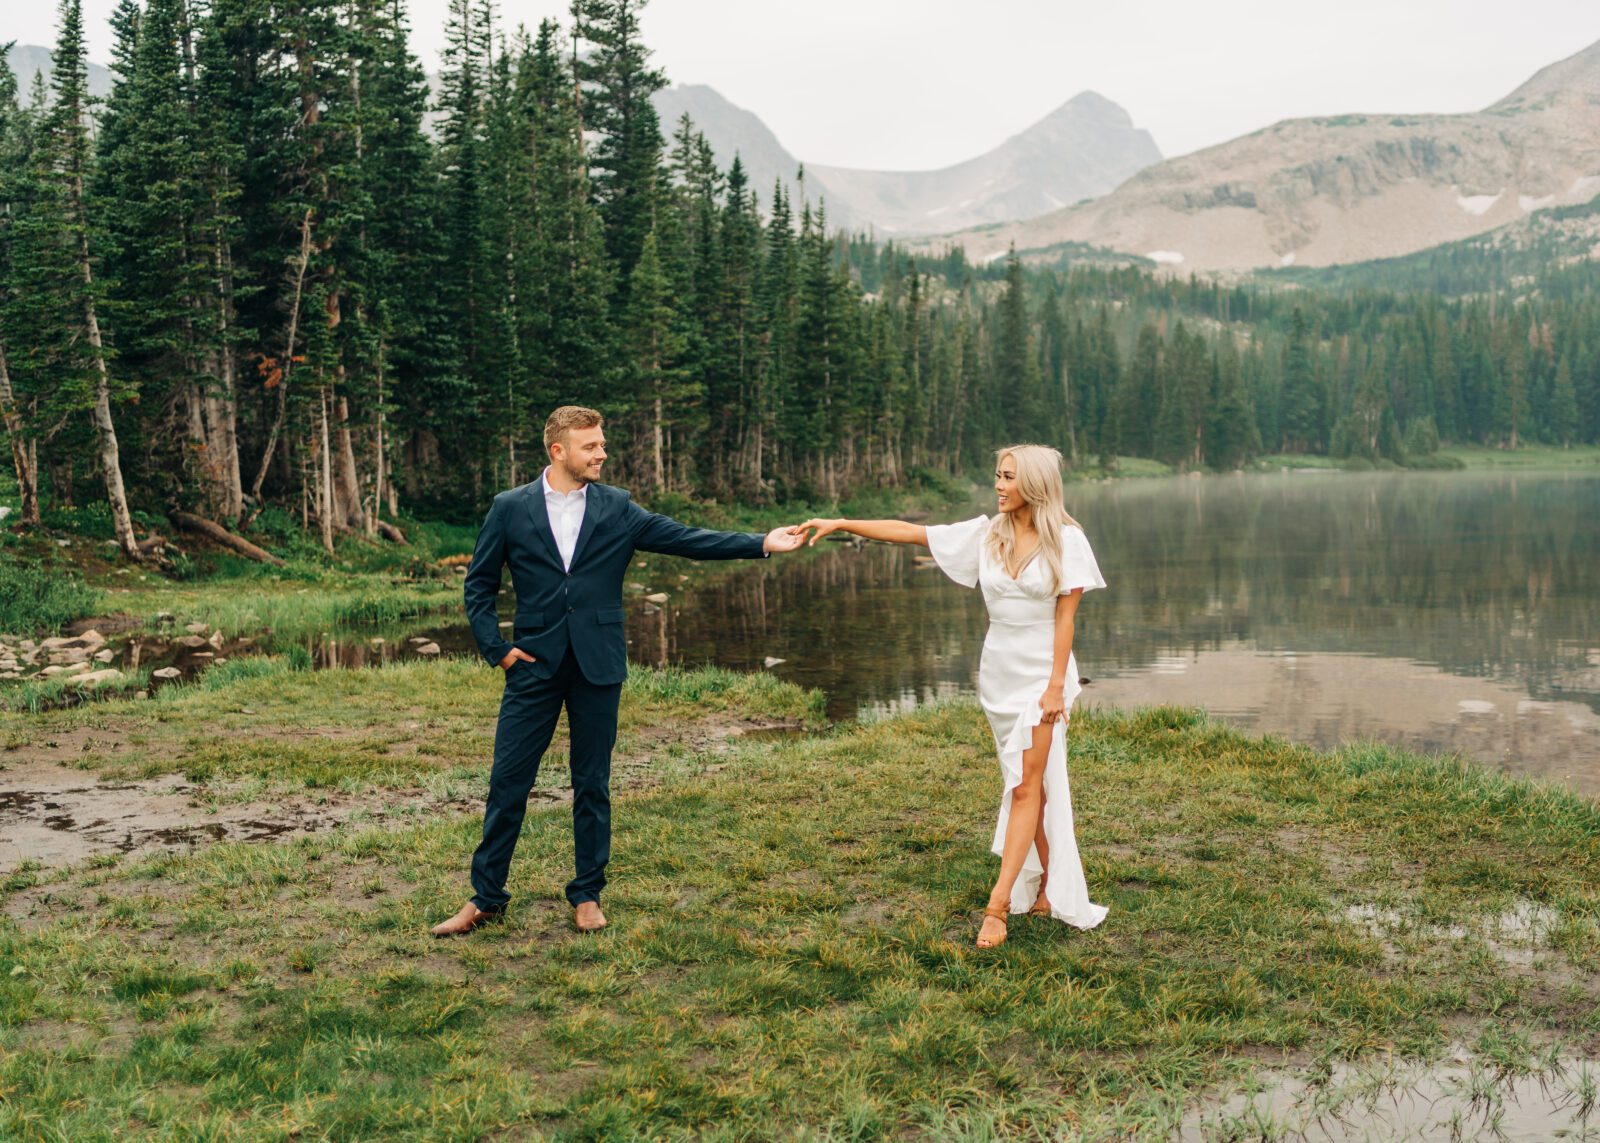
1031;787;1052;913
978;721;1052;944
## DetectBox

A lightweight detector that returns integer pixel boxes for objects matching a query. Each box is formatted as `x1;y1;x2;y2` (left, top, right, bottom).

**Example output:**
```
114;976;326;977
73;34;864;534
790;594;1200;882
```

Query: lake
610;470;1600;796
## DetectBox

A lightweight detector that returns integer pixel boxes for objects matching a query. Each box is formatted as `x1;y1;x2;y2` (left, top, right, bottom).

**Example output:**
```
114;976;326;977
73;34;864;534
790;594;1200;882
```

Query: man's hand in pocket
499;648;537;670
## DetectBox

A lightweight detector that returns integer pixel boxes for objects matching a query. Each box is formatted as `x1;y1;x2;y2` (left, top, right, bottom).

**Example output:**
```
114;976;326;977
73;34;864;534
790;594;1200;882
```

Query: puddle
1181;1048;1600;1141
1339;900;1563;968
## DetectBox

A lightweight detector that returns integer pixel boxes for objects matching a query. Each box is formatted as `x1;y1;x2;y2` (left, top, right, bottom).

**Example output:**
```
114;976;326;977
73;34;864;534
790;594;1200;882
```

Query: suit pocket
513;608;548;628
597;608;625;624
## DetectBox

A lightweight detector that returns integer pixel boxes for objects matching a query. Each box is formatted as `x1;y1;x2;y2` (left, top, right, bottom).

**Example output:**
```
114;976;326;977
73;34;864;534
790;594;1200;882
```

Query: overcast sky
8;0;1600;168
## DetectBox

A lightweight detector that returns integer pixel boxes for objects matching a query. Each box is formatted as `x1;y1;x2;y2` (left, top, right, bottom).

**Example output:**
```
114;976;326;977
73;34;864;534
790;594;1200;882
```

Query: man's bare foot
574;900;607;933
430;901;503;937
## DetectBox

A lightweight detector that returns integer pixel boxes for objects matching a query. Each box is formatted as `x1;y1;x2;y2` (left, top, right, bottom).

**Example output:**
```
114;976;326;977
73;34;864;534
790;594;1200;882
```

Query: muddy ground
0;714;803;876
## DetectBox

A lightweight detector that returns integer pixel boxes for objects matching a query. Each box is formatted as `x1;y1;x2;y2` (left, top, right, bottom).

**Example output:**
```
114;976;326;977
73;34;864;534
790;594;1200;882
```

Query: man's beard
562;456;600;485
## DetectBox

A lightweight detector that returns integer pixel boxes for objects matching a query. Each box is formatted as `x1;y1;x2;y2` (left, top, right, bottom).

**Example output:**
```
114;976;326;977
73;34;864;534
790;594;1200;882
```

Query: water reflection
622;471;1600;795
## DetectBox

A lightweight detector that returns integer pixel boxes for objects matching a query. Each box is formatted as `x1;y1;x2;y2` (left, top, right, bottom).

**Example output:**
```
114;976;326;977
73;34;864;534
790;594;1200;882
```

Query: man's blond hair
544;406;604;451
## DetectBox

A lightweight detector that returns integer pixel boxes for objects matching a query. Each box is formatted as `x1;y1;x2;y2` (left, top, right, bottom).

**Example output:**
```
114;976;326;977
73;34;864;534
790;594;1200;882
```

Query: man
432;405;803;936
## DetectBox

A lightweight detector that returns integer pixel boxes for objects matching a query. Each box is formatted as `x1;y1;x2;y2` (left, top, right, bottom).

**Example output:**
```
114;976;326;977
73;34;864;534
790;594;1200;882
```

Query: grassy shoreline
2;662;1596;1139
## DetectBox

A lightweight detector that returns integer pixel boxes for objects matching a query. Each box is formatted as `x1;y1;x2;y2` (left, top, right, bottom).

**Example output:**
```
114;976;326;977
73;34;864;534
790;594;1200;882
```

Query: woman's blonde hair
987;444;1078;593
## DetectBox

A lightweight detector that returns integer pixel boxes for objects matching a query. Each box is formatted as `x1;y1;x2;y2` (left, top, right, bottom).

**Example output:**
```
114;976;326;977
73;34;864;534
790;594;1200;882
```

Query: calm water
607;471;1600;796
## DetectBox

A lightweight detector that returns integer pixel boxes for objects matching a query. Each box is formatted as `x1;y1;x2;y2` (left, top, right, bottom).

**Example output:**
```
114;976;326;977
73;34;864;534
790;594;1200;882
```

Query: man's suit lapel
569;485;605;570
523;481;562;568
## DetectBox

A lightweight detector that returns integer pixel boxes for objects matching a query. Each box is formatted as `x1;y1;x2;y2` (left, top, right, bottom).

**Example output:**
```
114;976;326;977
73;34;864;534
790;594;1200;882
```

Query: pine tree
1279;307;1322;453
44;0;140;556
573;0;666;288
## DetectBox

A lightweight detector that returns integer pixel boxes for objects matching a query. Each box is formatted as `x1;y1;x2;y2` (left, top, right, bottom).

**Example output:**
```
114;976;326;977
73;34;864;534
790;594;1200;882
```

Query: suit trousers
469;648;623;911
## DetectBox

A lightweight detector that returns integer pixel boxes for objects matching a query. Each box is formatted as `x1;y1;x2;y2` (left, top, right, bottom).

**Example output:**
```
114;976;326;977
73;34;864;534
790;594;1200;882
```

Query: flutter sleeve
923;515;989;588
1058;525;1107;594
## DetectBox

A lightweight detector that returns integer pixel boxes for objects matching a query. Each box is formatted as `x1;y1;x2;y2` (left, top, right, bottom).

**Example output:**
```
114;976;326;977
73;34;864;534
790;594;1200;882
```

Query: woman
796;445;1108;948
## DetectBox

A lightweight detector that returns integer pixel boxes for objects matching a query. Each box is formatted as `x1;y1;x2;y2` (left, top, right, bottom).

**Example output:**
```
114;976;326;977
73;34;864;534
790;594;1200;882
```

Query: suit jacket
463;480;767;685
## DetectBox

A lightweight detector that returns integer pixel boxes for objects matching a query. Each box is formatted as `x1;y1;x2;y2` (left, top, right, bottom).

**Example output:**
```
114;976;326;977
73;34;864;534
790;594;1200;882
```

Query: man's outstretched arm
629;503;802;559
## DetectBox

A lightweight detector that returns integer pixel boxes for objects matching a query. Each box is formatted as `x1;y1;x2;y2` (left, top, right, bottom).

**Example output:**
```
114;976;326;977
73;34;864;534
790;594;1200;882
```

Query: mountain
650;85;1161;235
806;91;1162;235
4;44;114;100
651;83;825;221
934;38;1600;273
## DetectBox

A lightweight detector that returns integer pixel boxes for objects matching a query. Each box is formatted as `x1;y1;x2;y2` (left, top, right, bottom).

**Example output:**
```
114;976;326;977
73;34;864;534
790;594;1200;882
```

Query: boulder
644;592;669;604
73;630;106;649
92;648;116;664
415;642;441;655
41;662;90;677
152;667;183;680
185;622;209;635
73;669;125;689
207;629;225;649
175;635;209;649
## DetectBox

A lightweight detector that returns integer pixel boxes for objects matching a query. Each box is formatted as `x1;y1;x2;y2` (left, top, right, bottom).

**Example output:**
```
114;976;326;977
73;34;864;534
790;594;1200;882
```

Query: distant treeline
2;0;1598;555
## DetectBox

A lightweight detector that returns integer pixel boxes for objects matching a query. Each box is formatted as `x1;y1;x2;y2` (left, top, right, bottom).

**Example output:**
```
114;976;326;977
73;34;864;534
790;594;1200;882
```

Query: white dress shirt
541;468;588;571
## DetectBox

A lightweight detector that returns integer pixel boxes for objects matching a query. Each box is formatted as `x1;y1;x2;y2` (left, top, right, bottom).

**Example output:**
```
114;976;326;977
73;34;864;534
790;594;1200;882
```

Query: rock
73;669;125;688
175;635;209;649
47;646;90;665
55;538;70;547
415;642;441;655
763;657;786;668
453;566;467;575
92;648;116;663
0;671;20;680
207;629;225;649
498;620;512;629
408;636;430;645
75;630;105;649
369;637;385;646
41;662;90;676
189;651;214;660
213;657;228;665
0;659;19;671
185;622;210;635
38;637;73;650
20;640;36;653
134;691;148;700
644;592;669;604
625;582;645;591
152;667;183;680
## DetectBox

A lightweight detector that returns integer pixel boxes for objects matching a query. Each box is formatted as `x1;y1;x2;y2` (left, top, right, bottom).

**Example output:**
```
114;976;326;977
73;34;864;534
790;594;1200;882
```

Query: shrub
0;562;103;636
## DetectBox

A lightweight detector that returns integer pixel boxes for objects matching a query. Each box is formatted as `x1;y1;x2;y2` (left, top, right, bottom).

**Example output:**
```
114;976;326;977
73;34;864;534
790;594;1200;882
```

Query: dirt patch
0;718;805;876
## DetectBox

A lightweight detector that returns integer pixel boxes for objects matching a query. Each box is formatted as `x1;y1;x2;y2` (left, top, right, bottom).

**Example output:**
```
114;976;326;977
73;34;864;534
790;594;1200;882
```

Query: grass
2;666;1596;1139
2;657;823;790
1436;442;1600;470
0;561;103;636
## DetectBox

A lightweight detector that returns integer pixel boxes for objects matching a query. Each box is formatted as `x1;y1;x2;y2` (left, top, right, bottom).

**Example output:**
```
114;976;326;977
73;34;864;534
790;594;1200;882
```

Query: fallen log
375;520;408;545
169;510;286;566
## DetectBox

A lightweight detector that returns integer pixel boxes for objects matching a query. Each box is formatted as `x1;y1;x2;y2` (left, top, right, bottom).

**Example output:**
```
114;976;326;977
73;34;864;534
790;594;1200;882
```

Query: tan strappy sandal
1028;893;1052;917
976;904;1008;949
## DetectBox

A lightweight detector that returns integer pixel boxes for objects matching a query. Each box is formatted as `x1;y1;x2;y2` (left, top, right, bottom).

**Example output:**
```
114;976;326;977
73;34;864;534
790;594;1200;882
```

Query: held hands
790;518;845;547
1039;684;1067;725
499;647;536;670
763;525;807;554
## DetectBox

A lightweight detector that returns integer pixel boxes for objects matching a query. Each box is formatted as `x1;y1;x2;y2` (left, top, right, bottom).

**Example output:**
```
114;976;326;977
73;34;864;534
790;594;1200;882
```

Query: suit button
567;606;574;613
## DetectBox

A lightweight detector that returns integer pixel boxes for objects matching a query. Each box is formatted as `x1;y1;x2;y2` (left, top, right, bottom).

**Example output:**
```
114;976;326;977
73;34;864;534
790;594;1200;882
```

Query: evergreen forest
4;0;1600;554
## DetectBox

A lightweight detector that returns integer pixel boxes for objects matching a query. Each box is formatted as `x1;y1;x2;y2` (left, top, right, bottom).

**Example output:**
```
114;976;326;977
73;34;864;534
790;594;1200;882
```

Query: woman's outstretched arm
793;518;928;547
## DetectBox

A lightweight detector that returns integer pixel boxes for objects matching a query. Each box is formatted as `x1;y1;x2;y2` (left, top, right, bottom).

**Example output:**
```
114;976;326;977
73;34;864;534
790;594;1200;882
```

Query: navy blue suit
462;478;766;910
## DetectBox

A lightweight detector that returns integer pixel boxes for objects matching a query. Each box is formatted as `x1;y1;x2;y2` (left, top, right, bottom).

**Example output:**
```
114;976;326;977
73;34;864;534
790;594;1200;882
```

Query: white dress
926;516;1109;929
